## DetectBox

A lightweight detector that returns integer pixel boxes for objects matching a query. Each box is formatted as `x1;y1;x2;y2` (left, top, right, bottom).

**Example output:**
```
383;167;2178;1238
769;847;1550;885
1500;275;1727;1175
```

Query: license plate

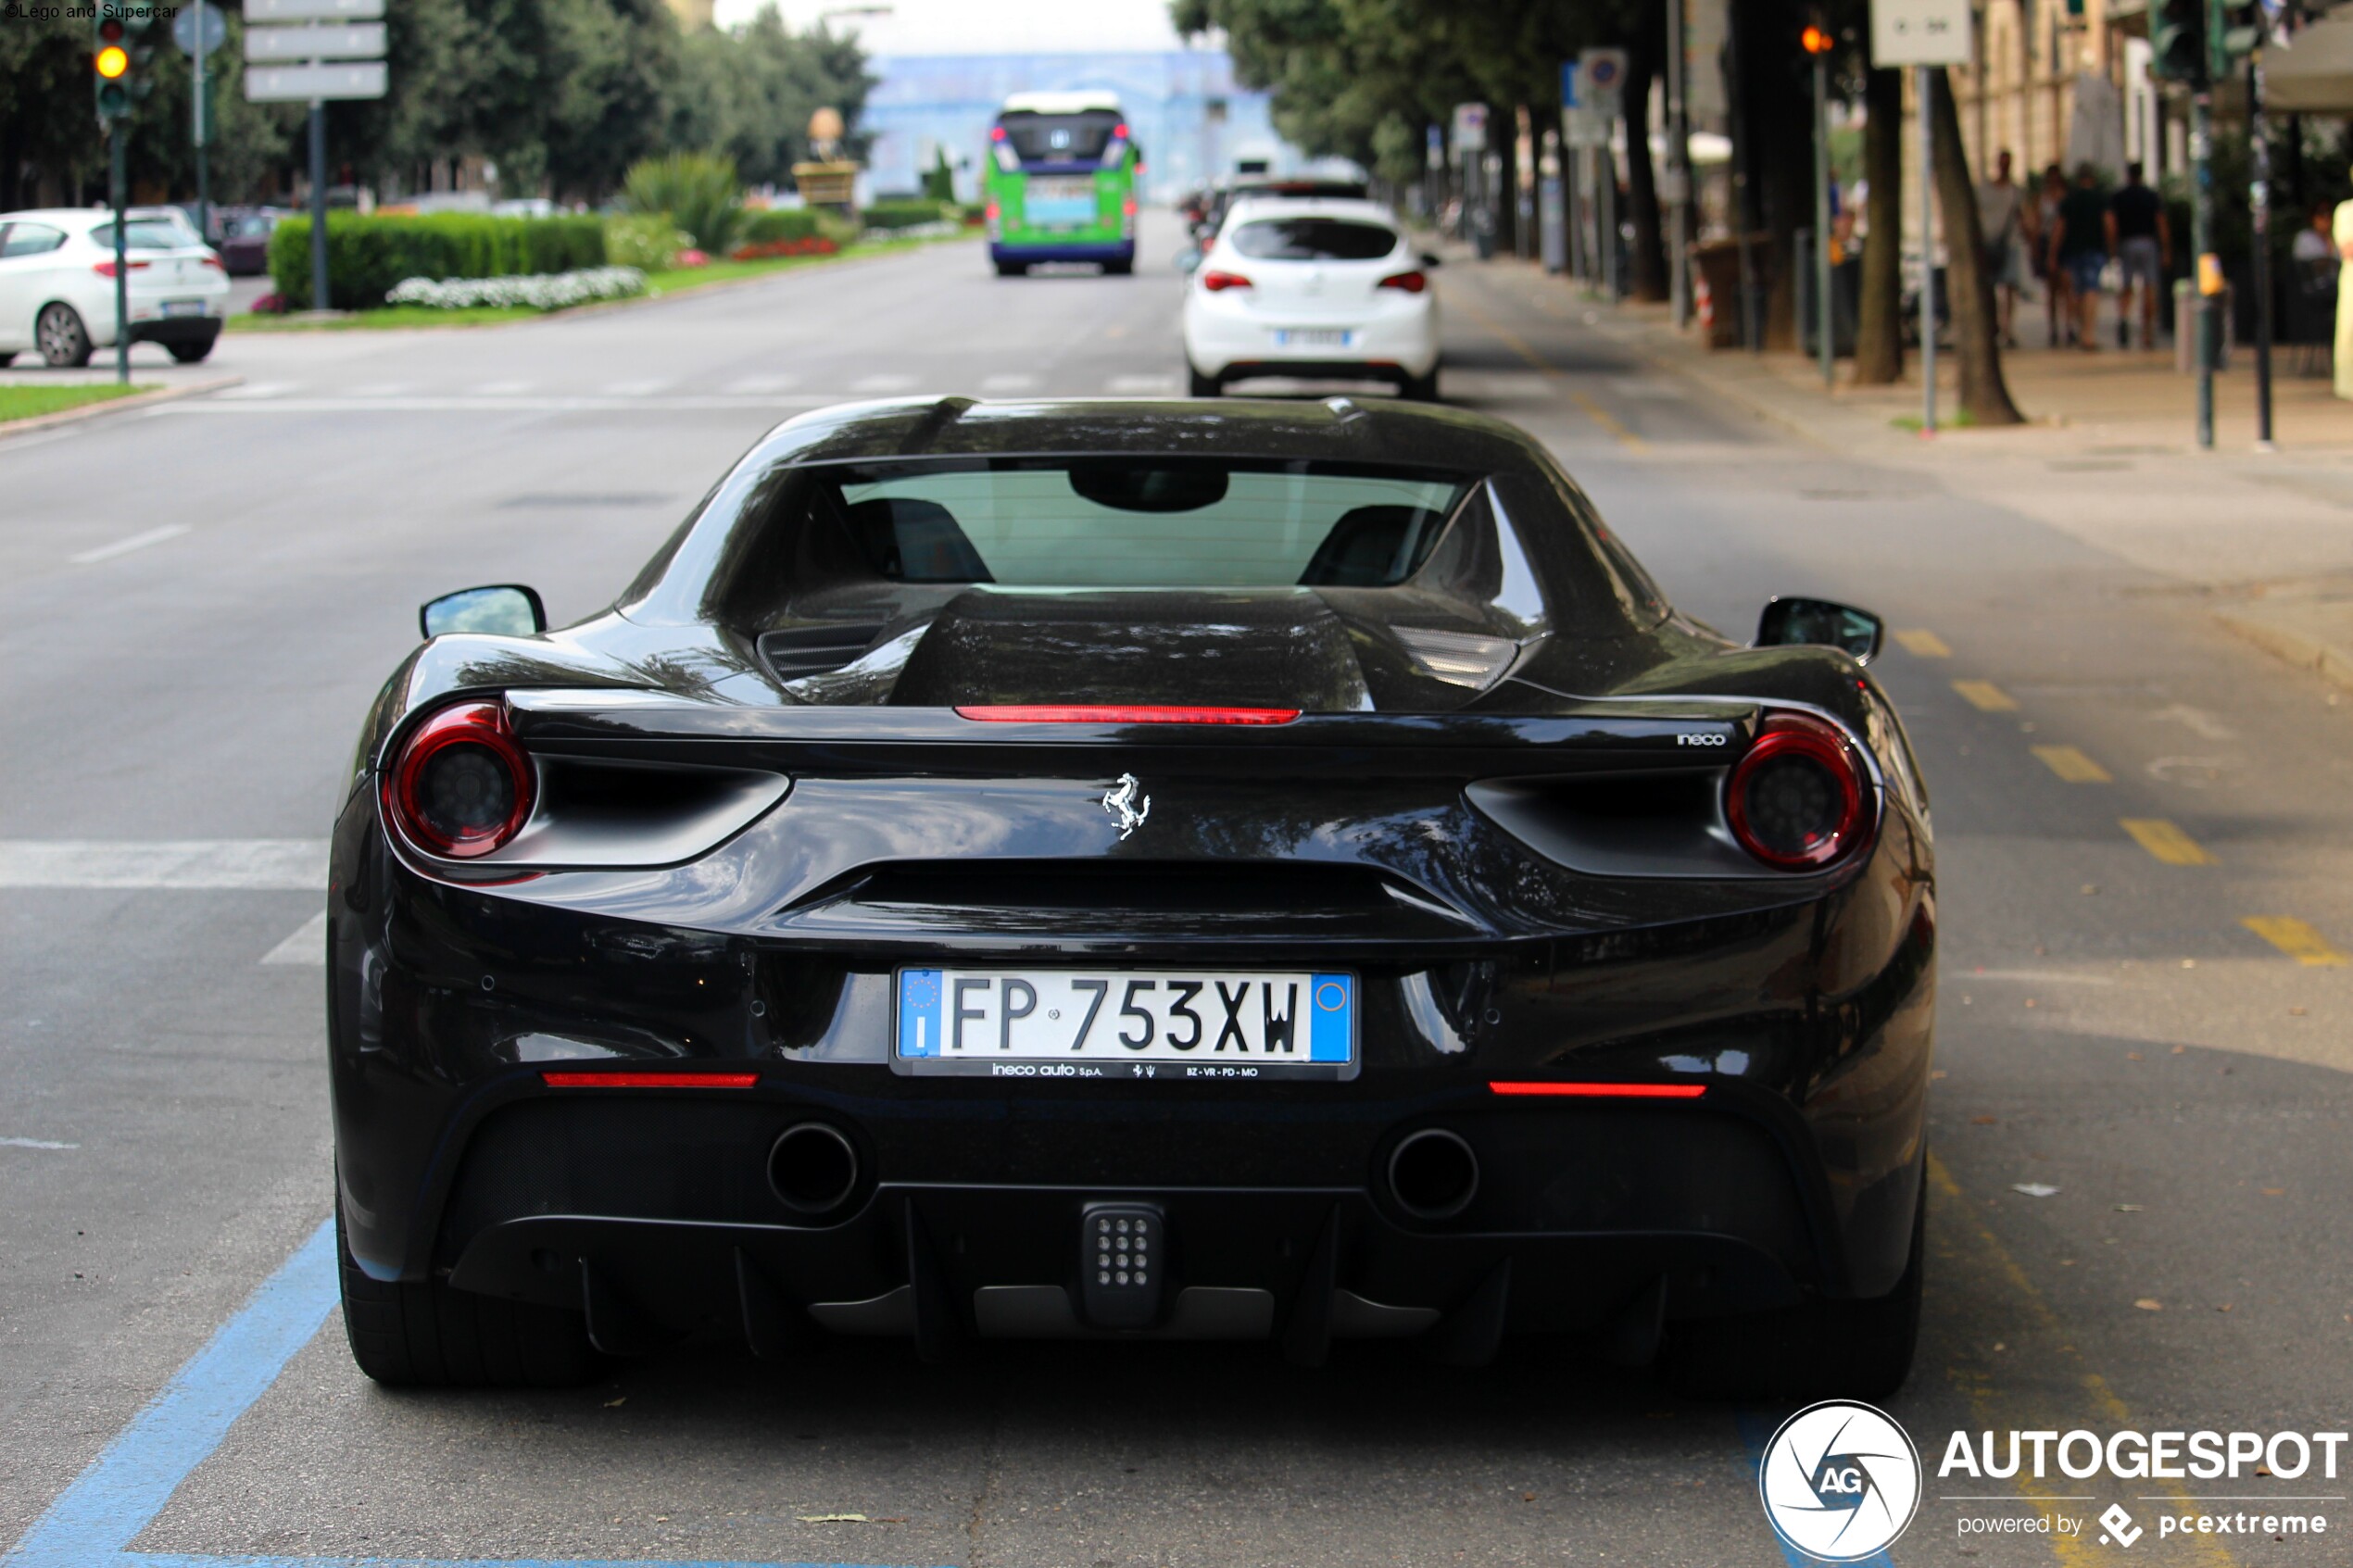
1273;328;1359;349
161;300;208;318
895;969;1356;1080
1026;177;1097;230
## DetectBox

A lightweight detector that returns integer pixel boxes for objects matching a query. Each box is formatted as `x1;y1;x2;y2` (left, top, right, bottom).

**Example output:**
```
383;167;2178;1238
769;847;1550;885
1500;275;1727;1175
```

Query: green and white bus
984;91;1139;277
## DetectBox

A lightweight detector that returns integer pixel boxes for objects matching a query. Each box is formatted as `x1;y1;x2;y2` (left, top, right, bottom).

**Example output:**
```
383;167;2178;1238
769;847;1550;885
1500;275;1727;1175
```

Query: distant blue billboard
860;50;1326;204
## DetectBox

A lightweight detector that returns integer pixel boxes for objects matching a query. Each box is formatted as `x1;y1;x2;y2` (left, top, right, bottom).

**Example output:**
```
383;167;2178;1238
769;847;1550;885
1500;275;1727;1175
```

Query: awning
2266;10;2353;114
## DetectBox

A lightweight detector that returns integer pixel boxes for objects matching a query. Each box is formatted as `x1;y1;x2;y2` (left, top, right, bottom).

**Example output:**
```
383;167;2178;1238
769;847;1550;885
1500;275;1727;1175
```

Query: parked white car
1182;198;1441;399
0;207;230;368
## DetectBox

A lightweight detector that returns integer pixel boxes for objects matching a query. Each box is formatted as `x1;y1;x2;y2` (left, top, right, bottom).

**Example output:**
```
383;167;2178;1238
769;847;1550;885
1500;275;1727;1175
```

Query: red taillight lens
990;125;1007;141
985;200;1000;220
93;260;151;278
383;700;535;859
1489;1081;1708;1100
542;1071;760;1089
1724;713;1869;871
955;705;1300;725
1201;270;1251;292
1114;122;1129;139
1377;270;1428;294
201;253;225;271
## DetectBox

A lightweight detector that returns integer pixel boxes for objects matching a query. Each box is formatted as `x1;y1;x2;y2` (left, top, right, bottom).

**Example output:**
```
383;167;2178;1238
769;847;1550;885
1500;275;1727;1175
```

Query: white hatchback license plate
1273;328;1359;349
161;300;208;318
895;969;1356;1080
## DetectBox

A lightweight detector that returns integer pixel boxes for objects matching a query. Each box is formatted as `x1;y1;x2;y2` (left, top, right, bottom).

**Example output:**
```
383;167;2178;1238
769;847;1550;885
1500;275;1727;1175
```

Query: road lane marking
0;1136;78;1150
69;524;190;565
211;381;294;399
471;379;535;395
0;840;326;890
1566;389;1648;453
1449;295;1648;453
259;910;328;965
850;372;918;393
340;381;415;396
1893;628;1952;658
2119;818;2216;866
2242;916;2348;966
1951;679;2019;711
2032;745;2113;784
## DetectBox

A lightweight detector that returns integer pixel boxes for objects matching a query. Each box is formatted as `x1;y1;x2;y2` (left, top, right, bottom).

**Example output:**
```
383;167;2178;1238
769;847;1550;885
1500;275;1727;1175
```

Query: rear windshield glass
998;112;1120;162
812;460;1473;588
1228;219;1398;262
220;215;273;238
90;219;196;252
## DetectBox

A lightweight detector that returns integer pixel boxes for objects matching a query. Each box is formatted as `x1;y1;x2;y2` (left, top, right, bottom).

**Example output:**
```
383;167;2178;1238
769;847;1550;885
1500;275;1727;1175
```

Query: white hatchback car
0;207;230;368
1182;198;1441;399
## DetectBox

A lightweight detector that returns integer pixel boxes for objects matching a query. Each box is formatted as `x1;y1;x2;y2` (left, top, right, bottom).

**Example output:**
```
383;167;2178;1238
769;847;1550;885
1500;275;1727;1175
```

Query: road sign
1579;47;1629;116
1564;105;1609;149
244;60;386;100
1560;60;1579;109
245;22;385;61
1451;103;1487;155
171;2;227;57
245;0;385;19
1871;0;1971;67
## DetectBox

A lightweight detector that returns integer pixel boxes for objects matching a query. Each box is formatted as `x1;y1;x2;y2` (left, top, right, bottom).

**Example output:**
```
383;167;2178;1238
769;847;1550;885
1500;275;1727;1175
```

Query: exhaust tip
768;1123;859;1216
1387;1128;1478;1221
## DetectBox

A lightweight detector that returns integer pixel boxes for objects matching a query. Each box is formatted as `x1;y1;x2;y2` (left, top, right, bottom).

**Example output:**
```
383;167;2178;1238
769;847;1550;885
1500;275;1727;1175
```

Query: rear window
1229;219;1398;262
90;218;196;252
812;460;1474;589
997;112;1120;163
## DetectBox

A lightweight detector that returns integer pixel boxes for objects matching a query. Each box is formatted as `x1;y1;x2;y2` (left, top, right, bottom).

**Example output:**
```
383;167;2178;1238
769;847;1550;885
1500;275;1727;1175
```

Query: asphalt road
4;214;2350;1568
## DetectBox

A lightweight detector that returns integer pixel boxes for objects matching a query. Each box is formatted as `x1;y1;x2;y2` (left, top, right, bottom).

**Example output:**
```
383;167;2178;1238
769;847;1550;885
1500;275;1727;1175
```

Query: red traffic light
98;15;124;40
1801;24;1833;54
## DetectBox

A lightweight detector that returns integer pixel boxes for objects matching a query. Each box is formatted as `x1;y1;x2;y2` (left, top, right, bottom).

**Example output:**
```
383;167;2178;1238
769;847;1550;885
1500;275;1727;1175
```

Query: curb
2214;608;2353;696
0;374;243;440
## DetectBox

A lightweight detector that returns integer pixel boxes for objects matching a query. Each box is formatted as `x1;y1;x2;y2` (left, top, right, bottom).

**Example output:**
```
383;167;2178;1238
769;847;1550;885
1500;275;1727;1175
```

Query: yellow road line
2032;745;2113;784
1450;293;1647;453
1894;628;1952;658
1929;1153;2237;1566
2120;818;2216;866
2242;915;2349;966
1952;679;2019;711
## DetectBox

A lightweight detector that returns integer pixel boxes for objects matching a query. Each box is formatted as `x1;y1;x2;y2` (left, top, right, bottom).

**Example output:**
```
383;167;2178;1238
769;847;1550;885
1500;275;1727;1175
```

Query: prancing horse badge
1101;773;1151;839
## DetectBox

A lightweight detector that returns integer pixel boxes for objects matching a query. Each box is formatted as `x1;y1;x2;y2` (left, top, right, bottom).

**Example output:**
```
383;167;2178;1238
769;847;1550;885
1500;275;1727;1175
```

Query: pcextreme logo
1758;1400;1925;1562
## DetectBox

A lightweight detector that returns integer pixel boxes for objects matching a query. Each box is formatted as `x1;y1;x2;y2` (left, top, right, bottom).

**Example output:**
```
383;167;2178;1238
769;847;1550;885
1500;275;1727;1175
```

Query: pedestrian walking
2036;163;2070;346
2105;161;2170;350
1975;150;2027;348
2048;163;2109;352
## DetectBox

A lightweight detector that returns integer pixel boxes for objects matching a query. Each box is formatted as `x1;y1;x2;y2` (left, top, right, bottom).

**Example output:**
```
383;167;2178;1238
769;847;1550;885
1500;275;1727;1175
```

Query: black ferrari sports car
330;395;1934;1398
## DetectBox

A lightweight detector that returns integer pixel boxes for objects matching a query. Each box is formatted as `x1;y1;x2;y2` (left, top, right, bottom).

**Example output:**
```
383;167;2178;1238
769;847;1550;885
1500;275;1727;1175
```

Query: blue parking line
1733;1409;1901;1568
0;1215;927;1568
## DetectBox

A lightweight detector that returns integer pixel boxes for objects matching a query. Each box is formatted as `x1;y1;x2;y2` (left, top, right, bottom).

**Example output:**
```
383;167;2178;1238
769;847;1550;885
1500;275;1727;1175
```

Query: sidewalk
1529;274;2353;695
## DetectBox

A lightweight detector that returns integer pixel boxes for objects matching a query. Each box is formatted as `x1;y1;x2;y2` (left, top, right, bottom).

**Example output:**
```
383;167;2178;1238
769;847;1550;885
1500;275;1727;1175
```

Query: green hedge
268;213;608;310
861;198;953;232
737;208;824;244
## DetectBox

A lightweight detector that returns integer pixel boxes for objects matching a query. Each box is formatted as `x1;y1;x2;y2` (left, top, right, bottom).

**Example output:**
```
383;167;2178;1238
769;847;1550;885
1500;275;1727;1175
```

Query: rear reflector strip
1488;1081;1707;1100
541;1071;761;1089
954;705;1301;725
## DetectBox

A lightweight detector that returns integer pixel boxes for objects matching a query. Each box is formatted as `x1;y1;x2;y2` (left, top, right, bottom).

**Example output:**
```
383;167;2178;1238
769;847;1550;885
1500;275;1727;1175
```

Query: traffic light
2150;0;2208;85
1800;23;1833;56
91;1;157;126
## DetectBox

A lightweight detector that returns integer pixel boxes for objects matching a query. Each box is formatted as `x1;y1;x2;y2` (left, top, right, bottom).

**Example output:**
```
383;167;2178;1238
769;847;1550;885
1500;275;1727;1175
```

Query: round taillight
383;700;534;859
1725;713;1869;872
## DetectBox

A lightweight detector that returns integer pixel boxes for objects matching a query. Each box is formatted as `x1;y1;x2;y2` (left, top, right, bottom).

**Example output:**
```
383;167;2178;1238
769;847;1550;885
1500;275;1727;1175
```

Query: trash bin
1692;234;1772;349
2174;279;2233;374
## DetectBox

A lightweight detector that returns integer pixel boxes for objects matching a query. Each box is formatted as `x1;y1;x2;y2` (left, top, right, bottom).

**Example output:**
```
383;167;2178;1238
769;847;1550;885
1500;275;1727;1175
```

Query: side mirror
1419;251;1443;269
1755;596;1882;664
421;584;546;640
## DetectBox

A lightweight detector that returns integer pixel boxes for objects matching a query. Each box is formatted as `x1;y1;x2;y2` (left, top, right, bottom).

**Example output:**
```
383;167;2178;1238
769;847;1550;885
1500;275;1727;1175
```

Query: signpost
1667;0;1691;329
1870;0;1970;434
1579;48;1628;299
244;0;388;314
171;1;226;242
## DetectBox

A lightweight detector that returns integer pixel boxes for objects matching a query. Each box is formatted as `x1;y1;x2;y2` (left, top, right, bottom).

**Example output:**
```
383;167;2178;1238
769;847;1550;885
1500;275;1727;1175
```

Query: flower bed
728;236;841;260
384;266;647;311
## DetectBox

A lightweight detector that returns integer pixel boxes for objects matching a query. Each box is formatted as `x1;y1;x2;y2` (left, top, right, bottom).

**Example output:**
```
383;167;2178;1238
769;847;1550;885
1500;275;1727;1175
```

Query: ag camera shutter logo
1759;1400;1923;1561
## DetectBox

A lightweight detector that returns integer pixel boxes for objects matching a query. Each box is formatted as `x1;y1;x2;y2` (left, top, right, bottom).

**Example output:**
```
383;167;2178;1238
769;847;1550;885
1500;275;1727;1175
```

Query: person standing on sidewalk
2106;162;2170;350
1976;150;2028;348
2334;190;2353;399
2037;164;2071;346
2048;163;2109;352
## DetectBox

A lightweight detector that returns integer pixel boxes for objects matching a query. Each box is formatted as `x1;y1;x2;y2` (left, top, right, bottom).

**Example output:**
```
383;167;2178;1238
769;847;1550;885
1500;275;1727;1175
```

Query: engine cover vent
759;622;889;681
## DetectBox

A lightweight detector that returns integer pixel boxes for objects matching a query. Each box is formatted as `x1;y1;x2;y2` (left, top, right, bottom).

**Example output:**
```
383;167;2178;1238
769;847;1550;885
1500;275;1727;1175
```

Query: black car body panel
329;397;1934;1359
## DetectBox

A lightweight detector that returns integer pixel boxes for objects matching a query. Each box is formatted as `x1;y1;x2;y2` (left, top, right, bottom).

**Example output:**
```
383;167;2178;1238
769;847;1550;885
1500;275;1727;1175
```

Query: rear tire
1657;1173;1923;1402
994;260;1028;278
167;338;216;364
1188;364;1222;397
336;1199;601;1388
1103;257;1135;276
1400;365;1441;401
36;303;92;369
0;353;15;367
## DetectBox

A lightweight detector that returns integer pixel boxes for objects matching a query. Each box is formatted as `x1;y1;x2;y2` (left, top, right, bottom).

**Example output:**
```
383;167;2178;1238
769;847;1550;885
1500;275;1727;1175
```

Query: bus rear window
998;112;1120;163
1228;219;1399;262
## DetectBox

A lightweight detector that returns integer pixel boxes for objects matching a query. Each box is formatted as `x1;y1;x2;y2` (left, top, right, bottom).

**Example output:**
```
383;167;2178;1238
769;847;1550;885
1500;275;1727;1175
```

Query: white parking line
259;910;328;965
0;839;328;890
69;524;189;565
0;1136;79;1150
212;381;295;400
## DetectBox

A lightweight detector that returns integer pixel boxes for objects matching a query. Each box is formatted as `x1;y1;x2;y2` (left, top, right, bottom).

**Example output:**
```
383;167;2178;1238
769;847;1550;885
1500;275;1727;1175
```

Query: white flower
385;266;648;311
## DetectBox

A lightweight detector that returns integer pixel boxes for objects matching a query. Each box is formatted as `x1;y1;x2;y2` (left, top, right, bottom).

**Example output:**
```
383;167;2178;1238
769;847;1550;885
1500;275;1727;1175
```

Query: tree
1926;68;2022;424
1851;62;1905;384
